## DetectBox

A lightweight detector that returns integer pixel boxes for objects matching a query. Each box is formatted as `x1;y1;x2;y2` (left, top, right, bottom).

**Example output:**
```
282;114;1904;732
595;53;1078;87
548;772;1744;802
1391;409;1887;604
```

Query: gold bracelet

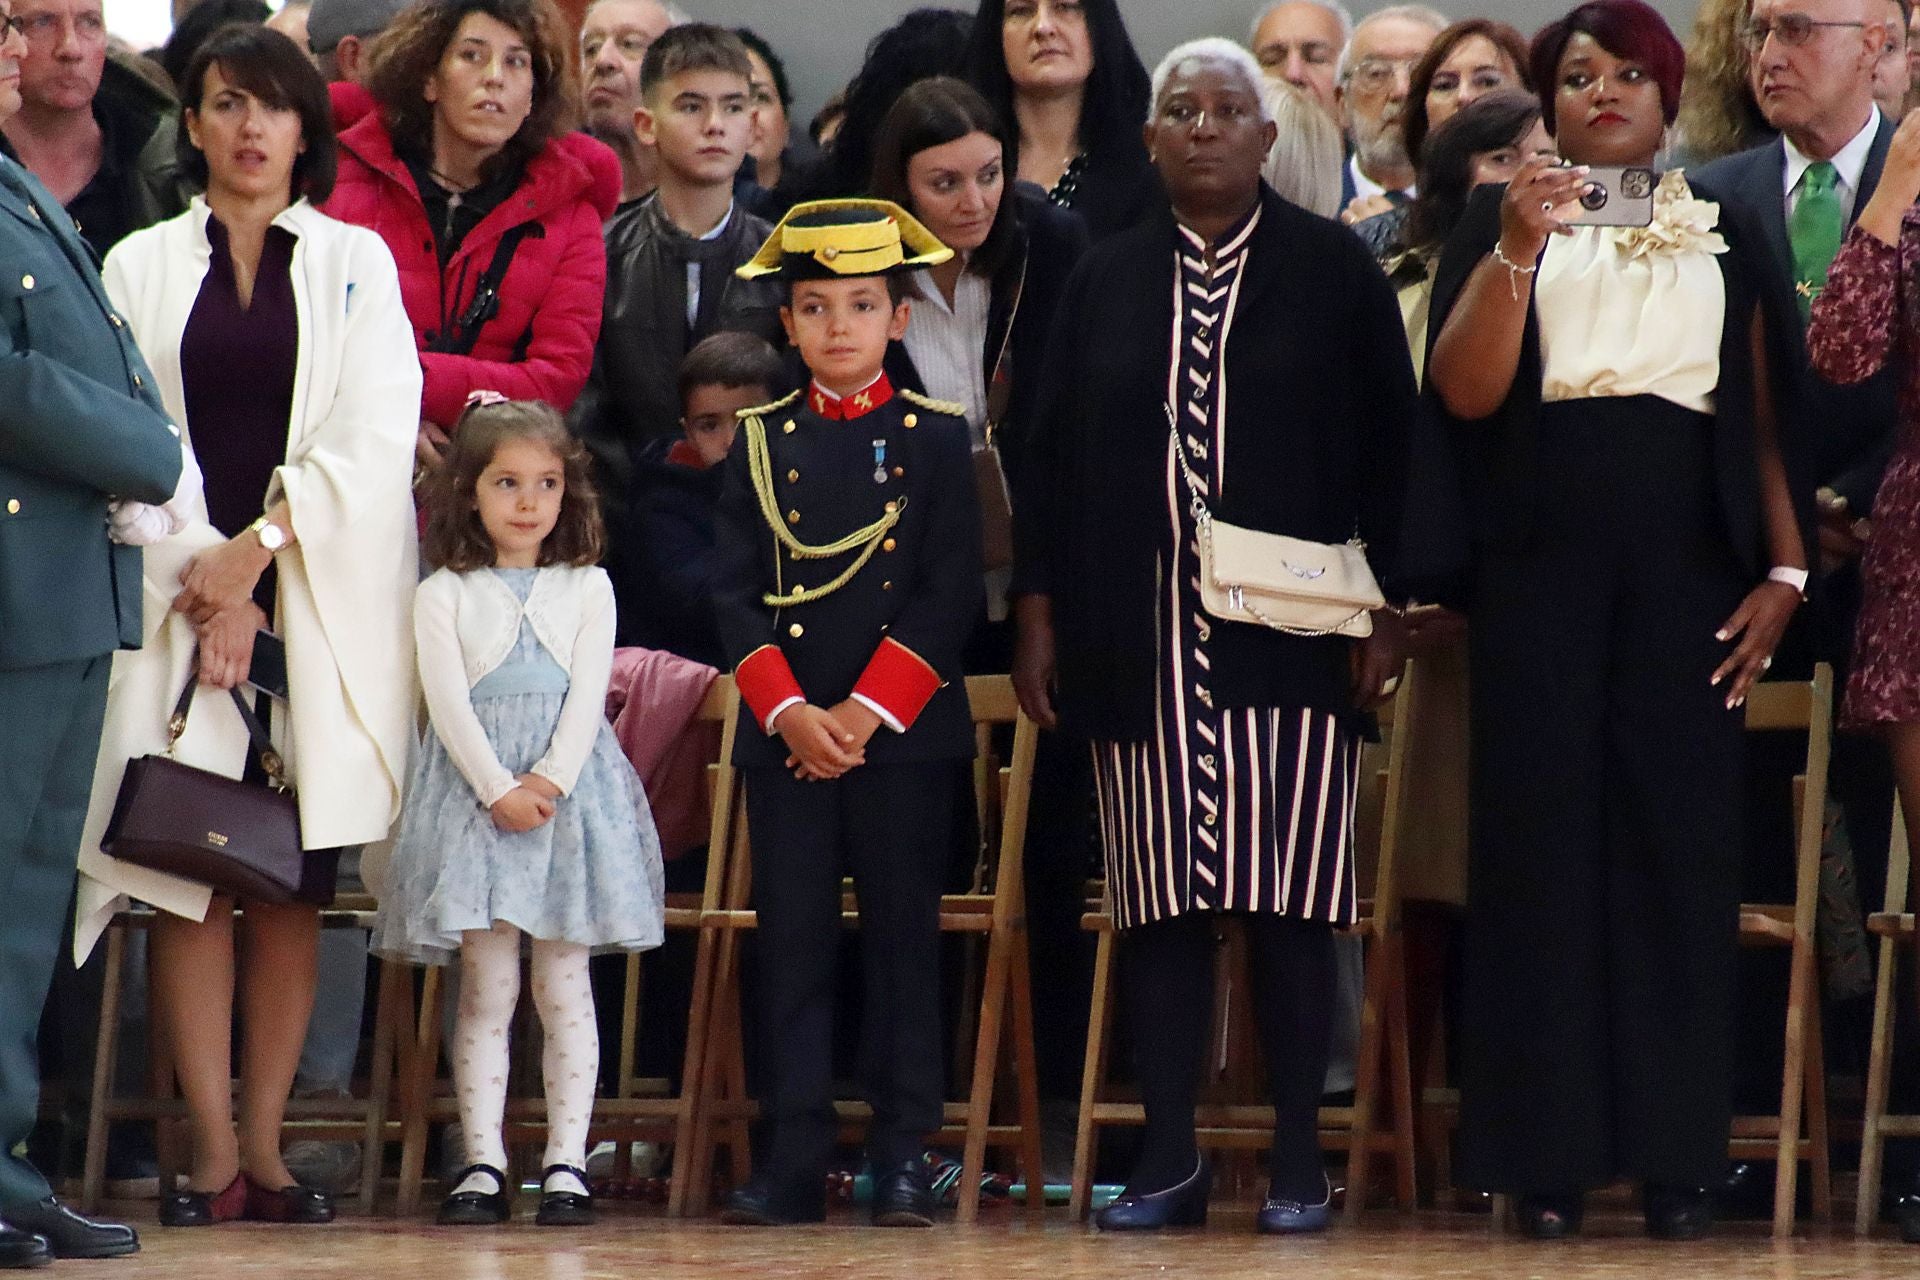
1491;242;1539;302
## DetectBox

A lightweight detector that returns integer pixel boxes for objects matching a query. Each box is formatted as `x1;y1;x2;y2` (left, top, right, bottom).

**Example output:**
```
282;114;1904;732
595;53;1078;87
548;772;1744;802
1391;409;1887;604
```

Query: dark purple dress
1808;220;1920;729
181;215;298;610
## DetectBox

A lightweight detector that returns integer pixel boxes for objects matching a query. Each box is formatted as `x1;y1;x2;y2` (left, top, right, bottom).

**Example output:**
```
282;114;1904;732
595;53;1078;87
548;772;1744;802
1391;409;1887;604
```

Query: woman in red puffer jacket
323;0;618;467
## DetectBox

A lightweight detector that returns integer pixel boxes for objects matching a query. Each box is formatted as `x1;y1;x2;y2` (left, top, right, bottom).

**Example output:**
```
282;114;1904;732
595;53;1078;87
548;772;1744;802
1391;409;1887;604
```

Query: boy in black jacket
713;200;982;1227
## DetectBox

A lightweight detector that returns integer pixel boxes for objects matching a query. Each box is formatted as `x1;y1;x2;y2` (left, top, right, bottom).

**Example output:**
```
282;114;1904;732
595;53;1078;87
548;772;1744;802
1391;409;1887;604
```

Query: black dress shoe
719;1175;826;1226
0;1225;49;1271
437;1164;511;1225
1093;1157;1211;1231
1716;1161;1772;1221
1645;1182;1714;1241
242;1177;334;1225
3;1198;138;1258
1514;1192;1584;1240
535;1164;593;1226
870;1161;936;1228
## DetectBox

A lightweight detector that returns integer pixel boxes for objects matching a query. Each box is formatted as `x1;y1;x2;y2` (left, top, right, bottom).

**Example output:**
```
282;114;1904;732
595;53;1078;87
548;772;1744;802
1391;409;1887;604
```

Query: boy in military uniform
713;200;982;1227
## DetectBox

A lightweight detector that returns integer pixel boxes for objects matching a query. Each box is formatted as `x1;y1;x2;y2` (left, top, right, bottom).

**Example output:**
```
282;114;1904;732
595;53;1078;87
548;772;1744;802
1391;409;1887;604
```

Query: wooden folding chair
79;895;407;1215
1853;802;1913;1234
1734;666;1835;1237
385;677;743;1217
1066;661;1420;1220
682;674;1045;1224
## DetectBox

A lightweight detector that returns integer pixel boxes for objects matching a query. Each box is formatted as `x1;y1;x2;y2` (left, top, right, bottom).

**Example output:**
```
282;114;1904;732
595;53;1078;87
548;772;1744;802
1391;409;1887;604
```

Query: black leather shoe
870;1161;936;1228
1716;1161;1771;1220
1093;1158;1210;1231
1645;1182;1714;1241
3;1198;138;1258
1515;1192;1584;1240
436;1164;511;1225
0;1224;49;1271
718;1175;826;1226
535;1164;593;1226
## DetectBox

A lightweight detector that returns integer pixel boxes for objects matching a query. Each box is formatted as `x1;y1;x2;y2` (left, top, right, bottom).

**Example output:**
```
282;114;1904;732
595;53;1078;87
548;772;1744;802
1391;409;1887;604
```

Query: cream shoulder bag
1167;404;1383;638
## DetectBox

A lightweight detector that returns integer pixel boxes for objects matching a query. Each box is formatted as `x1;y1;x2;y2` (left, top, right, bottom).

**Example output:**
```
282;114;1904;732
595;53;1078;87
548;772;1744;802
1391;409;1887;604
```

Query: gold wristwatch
248;514;288;552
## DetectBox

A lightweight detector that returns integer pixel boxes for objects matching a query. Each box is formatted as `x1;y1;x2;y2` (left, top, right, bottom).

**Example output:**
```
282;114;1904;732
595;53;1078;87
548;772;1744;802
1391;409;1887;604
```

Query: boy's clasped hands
491;773;563;832
773;699;883;781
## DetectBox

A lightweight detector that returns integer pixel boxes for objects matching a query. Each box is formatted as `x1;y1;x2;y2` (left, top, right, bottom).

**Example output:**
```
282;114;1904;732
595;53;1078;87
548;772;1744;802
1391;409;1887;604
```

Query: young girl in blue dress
374;395;664;1227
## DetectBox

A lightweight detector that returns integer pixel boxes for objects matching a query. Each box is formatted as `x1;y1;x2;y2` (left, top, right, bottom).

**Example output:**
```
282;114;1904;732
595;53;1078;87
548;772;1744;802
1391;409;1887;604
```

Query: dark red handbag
100;675;335;906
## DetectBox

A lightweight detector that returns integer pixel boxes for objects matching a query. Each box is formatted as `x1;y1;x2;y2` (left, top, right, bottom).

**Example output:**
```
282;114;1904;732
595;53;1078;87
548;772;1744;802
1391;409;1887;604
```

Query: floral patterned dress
1808;219;1920;728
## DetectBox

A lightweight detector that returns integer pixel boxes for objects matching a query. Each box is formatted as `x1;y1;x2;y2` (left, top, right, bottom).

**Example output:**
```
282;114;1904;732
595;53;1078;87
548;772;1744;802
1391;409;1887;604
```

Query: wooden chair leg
1008;925;1046;1212
356;958;404;1214
667;924;720;1217
1385;936;1418;1211
1859;931;1903;1234
685;917;743;1215
80;924;127;1215
148;955;181;1202
396;966;442;1219
1069;926;1116;1220
956;913;1012;1227
1773;936;1815;1239
1344;929;1390;1222
1805;984;1832;1223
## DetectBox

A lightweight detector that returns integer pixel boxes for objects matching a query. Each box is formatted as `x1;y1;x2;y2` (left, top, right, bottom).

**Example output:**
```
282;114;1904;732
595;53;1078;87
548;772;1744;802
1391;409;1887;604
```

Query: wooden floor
90;1206;1920;1279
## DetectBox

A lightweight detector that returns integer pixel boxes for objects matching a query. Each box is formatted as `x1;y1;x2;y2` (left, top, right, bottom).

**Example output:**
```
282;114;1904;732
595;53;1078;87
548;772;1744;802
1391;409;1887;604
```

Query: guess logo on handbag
207;832;229;847
1283;562;1328;581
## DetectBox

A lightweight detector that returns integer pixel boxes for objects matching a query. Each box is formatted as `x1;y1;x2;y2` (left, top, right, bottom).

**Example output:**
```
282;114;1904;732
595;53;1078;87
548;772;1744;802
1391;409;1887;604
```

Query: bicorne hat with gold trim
736;198;953;282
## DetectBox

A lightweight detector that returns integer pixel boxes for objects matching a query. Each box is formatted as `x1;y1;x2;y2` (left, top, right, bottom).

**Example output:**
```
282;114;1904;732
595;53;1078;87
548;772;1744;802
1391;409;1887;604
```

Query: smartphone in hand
248;630;289;700
1558;164;1656;228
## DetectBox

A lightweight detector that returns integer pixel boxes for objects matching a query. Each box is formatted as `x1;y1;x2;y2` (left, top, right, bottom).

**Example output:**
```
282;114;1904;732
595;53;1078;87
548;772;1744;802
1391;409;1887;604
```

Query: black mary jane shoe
870;1161;937;1228
437;1163;512;1226
535;1164;594;1227
1644;1182;1714;1241
3;1198;138;1258
719;1174;827;1226
0;1224;49;1271
1514;1192;1585;1240
1093;1158;1211;1232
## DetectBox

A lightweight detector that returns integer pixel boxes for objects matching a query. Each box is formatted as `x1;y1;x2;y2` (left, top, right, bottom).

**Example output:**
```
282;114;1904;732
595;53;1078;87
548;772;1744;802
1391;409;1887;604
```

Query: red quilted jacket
321;84;618;427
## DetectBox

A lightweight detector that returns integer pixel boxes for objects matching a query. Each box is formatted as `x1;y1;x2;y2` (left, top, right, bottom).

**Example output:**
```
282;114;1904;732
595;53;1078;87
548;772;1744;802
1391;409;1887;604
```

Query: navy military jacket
0;155;181;669
713;377;982;767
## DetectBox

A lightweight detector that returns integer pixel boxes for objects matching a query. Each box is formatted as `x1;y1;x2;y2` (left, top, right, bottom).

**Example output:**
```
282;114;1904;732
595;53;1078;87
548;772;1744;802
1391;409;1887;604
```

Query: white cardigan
415;564;616;808
72;198;422;961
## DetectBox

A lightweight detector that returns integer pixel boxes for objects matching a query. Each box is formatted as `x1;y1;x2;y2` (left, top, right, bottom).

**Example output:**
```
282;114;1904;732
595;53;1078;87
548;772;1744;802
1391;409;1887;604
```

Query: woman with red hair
1428;0;1813;1241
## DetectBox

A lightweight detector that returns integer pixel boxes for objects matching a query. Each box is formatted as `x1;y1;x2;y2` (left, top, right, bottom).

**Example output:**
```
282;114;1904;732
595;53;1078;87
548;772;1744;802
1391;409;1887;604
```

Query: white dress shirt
1783;107;1880;225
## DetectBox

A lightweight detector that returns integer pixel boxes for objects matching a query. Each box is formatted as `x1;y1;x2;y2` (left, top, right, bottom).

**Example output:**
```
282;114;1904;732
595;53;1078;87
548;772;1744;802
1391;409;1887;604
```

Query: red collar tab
809;372;894;421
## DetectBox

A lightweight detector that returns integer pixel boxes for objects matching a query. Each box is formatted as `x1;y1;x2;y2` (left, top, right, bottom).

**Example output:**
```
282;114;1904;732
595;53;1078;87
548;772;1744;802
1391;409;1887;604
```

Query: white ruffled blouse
1536;170;1728;414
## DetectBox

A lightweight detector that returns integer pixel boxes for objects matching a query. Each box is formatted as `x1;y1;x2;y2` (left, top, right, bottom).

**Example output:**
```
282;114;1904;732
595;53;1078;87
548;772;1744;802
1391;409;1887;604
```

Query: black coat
1059;140;1161;244
1426;180;1814;576
1014;184;1417;741
1695;120;1898;513
885;184;1089;492
619;436;724;665
714;388;984;766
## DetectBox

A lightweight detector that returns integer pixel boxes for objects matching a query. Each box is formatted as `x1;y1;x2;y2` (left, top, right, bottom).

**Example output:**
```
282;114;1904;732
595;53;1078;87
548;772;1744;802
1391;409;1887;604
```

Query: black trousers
743;762;954;1180
1458;398;1747;1193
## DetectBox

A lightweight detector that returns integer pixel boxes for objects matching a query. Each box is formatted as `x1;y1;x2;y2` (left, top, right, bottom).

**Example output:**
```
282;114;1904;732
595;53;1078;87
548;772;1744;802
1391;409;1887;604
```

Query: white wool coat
72;198;421;961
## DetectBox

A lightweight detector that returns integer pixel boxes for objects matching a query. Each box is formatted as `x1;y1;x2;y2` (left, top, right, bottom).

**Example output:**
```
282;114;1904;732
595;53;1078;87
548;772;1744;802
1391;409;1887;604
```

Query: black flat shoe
535;1164;593;1226
159;1174;246;1228
0;1225;49;1271
242;1176;334;1224
870;1160;936;1228
437;1163;511;1225
1256;1174;1333;1235
1515;1192;1584;1240
719;1174;826;1226
1093;1157;1211;1231
4;1198;139;1257
1645;1182;1713;1241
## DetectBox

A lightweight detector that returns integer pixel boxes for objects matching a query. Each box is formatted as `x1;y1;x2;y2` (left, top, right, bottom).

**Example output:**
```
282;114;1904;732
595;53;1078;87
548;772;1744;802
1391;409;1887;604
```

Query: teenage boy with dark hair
624;330;782;660
570;22;785;624
713;200;982;1229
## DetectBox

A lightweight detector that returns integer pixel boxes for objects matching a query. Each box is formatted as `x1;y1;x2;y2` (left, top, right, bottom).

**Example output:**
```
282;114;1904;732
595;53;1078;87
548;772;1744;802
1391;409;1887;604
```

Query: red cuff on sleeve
850;637;942;732
735;645;805;730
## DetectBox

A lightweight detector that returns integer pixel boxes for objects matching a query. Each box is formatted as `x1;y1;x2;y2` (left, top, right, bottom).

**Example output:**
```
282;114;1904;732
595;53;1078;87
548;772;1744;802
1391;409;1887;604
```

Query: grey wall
683;0;1698;138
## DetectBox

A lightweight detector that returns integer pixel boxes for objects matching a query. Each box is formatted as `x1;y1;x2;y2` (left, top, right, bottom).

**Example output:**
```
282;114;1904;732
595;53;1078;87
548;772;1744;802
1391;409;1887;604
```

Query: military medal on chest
872;438;888;485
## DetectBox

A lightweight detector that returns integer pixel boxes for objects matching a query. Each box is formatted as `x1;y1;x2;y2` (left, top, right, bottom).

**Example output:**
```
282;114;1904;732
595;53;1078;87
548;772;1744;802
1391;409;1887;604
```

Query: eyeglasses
1157;99;1264;129
0;14;24;39
1741;15;1867;49
1344;55;1419;92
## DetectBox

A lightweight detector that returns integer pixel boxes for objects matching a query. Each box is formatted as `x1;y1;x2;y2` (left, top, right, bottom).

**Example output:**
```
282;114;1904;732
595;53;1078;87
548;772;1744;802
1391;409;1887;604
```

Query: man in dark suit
0;8;182;1268
1694;0;1906;1229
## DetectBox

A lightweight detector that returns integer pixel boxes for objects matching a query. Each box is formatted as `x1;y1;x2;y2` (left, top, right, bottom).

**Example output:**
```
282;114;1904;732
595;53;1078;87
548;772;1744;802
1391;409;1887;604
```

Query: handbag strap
168;659;292;791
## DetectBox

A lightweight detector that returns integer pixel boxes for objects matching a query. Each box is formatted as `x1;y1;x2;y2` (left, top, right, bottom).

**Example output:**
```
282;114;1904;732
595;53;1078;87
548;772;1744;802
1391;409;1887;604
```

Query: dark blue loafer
1092;1158;1210;1231
1256;1176;1332;1235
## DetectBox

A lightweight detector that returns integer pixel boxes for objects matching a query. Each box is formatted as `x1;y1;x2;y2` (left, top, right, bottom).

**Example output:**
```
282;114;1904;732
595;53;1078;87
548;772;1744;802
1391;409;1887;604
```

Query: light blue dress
375;568;665;963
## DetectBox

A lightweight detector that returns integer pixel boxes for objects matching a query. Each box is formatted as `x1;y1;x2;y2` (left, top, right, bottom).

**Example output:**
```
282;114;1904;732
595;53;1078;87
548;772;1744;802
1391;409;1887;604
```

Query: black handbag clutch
101;673;334;906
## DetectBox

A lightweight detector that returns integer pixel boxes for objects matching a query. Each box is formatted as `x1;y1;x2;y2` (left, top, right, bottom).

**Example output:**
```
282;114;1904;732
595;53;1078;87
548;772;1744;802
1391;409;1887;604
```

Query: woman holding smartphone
74;25;420;1226
1427;0;1811;1240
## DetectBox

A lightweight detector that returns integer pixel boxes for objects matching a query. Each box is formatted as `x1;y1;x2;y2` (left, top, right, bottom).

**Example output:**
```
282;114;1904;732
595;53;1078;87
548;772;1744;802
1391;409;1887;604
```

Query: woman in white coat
84;25;419;1225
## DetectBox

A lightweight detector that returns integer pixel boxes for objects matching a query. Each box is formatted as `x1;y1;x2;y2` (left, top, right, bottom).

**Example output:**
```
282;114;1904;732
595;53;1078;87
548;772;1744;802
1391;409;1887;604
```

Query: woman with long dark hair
965;0;1153;241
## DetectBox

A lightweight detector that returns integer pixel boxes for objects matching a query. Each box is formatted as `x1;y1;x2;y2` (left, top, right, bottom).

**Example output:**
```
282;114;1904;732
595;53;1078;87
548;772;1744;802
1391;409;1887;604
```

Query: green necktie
1788;160;1843;323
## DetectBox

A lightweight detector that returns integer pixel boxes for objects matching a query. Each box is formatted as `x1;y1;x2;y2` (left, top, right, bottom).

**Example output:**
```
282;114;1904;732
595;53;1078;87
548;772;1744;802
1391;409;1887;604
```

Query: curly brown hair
1674;0;1771;164
421;400;604;573
365;0;579;183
